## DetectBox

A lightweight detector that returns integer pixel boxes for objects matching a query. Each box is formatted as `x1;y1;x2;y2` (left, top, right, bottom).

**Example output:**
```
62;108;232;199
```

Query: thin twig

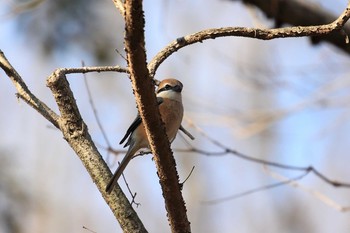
180;166;195;185
82;62;113;161
203;170;310;204
115;48;128;61
53;65;129;75
121;169;141;208
82;226;97;233
265;167;350;212
181;120;350;188
0;50;60;128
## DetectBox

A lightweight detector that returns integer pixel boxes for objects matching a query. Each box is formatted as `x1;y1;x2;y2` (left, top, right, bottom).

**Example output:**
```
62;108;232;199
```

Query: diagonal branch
0;48;146;232
148;2;350;77
0;50;59;128
46;69;147;233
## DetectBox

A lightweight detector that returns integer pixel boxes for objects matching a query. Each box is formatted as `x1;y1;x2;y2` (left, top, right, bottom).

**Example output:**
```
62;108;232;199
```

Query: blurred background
1;0;350;232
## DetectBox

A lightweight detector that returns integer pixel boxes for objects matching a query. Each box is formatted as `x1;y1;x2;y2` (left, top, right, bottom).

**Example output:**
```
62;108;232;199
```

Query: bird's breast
159;99;184;141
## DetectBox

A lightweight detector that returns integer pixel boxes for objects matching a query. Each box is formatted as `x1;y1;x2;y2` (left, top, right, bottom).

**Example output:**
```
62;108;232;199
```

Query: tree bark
124;0;191;232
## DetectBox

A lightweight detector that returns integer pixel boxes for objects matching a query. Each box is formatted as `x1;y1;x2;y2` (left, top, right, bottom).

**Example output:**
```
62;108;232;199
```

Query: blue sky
1;0;350;232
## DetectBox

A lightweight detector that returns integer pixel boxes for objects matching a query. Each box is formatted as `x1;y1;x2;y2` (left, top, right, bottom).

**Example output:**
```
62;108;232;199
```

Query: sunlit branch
148;3;350;77
53;65;129;75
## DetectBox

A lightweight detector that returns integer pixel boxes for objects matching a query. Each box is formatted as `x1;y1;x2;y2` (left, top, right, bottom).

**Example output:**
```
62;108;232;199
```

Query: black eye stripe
157;84;172;93
157;83;183;94
157;87;165;93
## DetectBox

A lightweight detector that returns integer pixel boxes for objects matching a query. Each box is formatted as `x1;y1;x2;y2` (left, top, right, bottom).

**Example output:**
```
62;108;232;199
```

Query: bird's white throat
157;90;182;102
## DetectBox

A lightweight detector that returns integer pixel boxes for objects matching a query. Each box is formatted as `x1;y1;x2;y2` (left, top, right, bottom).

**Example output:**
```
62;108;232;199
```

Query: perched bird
106;78;184;193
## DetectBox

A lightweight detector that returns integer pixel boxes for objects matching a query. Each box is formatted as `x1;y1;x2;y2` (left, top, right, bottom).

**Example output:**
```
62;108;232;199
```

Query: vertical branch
123;0;191;232
46;69;147;233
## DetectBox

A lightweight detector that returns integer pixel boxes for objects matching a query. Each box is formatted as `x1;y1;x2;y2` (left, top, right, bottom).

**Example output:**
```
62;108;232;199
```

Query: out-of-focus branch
203;170;310;204
123;0;191;232
180;120;350;188
148;2;350;77
265;168;350;212
237;0;350;54
46;69;146;233
0;50;59;128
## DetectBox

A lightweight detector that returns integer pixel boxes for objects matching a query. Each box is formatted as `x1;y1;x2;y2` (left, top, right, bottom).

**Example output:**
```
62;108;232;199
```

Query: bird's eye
165;84;171;89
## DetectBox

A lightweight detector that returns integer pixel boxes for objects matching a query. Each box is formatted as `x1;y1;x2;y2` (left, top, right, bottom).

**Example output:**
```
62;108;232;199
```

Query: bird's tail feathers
105;145;138;194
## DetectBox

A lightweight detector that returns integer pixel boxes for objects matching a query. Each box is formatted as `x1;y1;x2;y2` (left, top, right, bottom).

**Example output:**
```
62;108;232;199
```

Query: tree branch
0;49;145;231
46;69;147;233
123;0;191;232
0;50;60;128
148;2;350;77
237;0;350;54
184;122;350;188
51;66;129;75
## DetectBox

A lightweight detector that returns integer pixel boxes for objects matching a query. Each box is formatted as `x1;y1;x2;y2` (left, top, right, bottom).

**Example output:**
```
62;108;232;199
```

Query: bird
106;78;184;193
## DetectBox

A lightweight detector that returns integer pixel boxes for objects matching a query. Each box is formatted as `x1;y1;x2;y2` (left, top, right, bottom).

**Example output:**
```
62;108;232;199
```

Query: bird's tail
106;145;137;194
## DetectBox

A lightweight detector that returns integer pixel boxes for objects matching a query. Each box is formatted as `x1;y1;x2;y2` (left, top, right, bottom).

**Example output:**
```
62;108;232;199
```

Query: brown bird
106;79;184;193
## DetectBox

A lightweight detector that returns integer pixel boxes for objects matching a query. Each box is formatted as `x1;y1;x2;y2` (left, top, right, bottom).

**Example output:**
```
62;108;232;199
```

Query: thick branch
124;0;191;232
1;49;145;232
46;69;146;233
148;2;350;77
238;0;350;54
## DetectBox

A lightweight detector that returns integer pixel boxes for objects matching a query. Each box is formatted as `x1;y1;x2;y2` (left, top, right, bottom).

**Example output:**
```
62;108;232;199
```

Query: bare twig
0;50;60;128
148;3;350;76
53;65;129;75
181;120;350;188
203;170;310;204
115;48;128;61
82;226;97;233
179;125;195;140
180;166;195;186
121;170;141;208
82;64;113;159
265;168;350;212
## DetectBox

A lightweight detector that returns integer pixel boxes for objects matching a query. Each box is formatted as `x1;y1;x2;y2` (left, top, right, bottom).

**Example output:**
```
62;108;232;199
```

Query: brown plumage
106;79;184;193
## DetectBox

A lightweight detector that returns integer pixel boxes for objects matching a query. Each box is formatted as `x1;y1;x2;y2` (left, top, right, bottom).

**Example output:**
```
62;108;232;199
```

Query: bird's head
156;78;183;101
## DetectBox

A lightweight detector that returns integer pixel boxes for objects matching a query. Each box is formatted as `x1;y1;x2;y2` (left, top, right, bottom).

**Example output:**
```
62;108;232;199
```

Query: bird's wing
119;97;164;147
119;114;141;146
